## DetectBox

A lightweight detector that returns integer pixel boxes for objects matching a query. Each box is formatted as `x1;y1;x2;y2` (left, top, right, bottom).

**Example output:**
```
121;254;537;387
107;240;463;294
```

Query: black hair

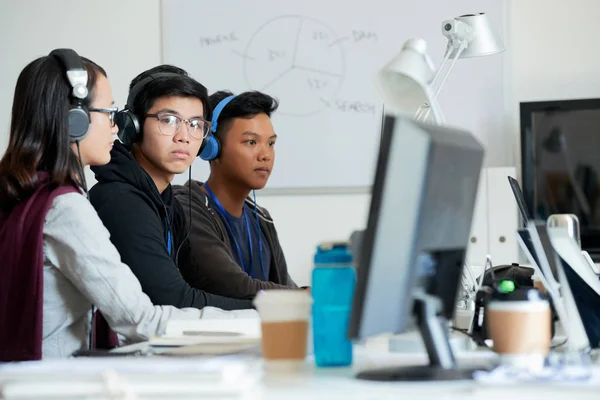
209;90;279;140
0;55;106;213
128;65;211;123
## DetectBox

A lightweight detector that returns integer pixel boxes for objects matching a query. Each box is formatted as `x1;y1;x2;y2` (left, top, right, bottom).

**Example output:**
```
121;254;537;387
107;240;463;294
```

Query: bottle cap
314;242;353;264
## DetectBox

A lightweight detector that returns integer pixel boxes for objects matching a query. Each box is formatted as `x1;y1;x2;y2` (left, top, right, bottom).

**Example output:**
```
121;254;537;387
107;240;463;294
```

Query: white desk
253;347;599;400
2;342;600;399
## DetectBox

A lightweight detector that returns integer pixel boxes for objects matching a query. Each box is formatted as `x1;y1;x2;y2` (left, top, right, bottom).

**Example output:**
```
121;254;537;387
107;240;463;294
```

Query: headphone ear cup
115;109;141;147
68;107;90;142
199;134;220;160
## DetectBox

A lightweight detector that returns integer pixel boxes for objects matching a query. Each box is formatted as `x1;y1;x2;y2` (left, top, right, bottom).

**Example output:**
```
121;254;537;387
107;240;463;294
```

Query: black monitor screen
521;99;600;259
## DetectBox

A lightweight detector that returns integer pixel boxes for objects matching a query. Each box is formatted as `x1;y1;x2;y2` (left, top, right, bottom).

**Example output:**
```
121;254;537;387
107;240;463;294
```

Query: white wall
0;0;163;185
505;0;600;168
2;0;600;286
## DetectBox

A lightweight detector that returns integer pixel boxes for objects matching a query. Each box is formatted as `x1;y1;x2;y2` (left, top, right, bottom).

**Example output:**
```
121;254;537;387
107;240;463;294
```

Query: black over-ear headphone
114;73;189;147
116;72;214;157
49;49;90;142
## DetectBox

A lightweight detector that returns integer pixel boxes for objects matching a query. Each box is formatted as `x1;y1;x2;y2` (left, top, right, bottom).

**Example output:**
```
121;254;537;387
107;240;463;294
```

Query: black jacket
173;180;297;300
89;142;253;310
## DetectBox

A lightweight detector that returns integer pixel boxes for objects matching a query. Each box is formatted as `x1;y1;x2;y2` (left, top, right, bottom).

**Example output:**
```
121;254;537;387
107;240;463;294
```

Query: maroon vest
0;173;78;361
0;173;117;361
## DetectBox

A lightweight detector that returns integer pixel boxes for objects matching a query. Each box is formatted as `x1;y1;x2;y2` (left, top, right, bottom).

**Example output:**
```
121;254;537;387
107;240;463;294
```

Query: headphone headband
117;72;186;148
48;48;90;142
125;72;182;110
49;49;89;100
211;95;237;133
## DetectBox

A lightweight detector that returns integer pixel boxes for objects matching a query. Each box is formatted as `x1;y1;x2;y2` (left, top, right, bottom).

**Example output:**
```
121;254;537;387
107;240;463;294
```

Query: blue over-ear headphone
199;95;236;161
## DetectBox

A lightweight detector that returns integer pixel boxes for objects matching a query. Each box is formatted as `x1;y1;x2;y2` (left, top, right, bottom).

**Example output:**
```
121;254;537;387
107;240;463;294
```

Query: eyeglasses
146;113;211;140
89;107;118;127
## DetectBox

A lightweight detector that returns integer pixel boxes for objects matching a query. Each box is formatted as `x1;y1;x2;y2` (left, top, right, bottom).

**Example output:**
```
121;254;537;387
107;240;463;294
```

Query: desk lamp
375;13;505;124
375;12;504;295
371;12;505;347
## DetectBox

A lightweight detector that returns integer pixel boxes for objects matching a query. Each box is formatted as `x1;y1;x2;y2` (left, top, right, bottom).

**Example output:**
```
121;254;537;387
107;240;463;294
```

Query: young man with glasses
88;65;253;311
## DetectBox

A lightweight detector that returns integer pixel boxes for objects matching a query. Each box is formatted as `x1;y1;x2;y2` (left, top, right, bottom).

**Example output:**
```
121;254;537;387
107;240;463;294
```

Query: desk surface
2;342;600;399
254;348;600;400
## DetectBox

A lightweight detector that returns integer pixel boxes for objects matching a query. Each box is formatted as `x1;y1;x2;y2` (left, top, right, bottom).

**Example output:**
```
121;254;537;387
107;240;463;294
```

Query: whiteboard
162;0;505;189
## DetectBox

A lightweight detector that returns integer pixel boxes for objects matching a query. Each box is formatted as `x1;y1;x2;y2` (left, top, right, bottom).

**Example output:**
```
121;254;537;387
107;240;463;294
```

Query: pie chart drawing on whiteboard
243;15;346;117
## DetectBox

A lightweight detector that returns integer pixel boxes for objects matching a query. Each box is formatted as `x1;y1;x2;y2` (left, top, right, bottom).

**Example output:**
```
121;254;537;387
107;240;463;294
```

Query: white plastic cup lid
487;300;549;312
253;290;312;323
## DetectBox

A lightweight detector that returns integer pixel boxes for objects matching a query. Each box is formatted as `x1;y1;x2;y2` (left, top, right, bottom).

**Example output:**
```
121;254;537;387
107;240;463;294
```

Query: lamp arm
434;41;467;96
414;47;452;121
429;47;453;92
424;89;446;125
414;105;428;121
414;95;445;125
417;40;468;123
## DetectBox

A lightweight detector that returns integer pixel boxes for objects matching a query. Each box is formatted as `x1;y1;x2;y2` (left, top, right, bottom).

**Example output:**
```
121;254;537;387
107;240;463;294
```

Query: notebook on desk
149;319;261;348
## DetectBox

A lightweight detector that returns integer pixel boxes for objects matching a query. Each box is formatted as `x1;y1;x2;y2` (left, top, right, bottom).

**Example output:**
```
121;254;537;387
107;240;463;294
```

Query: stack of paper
149;318;262;355
474;364;600;387
0;355;260;399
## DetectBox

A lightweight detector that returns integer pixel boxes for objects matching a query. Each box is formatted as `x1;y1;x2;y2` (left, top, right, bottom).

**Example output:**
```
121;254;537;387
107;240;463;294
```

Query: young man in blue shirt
174;91;299;299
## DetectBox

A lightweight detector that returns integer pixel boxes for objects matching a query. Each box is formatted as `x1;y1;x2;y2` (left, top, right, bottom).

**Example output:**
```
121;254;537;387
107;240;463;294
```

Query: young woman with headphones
0;49;254;361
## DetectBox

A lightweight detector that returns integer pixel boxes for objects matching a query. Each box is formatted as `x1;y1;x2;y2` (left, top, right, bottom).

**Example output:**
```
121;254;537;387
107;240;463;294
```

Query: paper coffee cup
486;300;551;371
253;290;312;371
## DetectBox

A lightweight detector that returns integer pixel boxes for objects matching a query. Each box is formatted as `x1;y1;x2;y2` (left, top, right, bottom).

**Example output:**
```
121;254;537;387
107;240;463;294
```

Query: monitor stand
356;293;488;382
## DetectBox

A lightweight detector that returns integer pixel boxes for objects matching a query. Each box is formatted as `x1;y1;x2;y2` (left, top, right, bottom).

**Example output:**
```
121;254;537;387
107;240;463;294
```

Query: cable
75;141;88;195
463;261;478;293
253;189;266;280
174;167;192;266
450;326;474;339
75;139;94;350
452;326;569;352
475;255;493;292
450;326;492;350
551;337;569;350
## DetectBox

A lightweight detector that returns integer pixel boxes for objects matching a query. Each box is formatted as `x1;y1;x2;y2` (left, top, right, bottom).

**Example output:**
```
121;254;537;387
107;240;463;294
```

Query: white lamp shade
445;13;505;59
374;38;435;115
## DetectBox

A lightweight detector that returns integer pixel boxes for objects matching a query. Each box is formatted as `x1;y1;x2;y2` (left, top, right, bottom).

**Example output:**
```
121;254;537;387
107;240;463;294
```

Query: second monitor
349;115;485;381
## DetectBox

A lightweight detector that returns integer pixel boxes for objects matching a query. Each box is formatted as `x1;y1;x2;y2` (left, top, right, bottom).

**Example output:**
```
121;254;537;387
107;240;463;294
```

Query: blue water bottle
312;241;356;367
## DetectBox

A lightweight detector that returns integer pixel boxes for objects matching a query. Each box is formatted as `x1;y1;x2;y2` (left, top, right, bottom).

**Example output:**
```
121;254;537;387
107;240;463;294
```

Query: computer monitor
349;115;484;381
520;98;600;260
508;176;533;226
519;222;598;350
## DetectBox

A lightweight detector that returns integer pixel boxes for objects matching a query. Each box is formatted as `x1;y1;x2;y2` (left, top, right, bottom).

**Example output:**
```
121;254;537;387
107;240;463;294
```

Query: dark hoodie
173;180;298;300
89;142;253;311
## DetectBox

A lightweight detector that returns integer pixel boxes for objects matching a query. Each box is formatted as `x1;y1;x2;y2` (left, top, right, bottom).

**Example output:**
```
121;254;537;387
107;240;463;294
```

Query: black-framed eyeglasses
146;113;211;140
89;107;118;127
